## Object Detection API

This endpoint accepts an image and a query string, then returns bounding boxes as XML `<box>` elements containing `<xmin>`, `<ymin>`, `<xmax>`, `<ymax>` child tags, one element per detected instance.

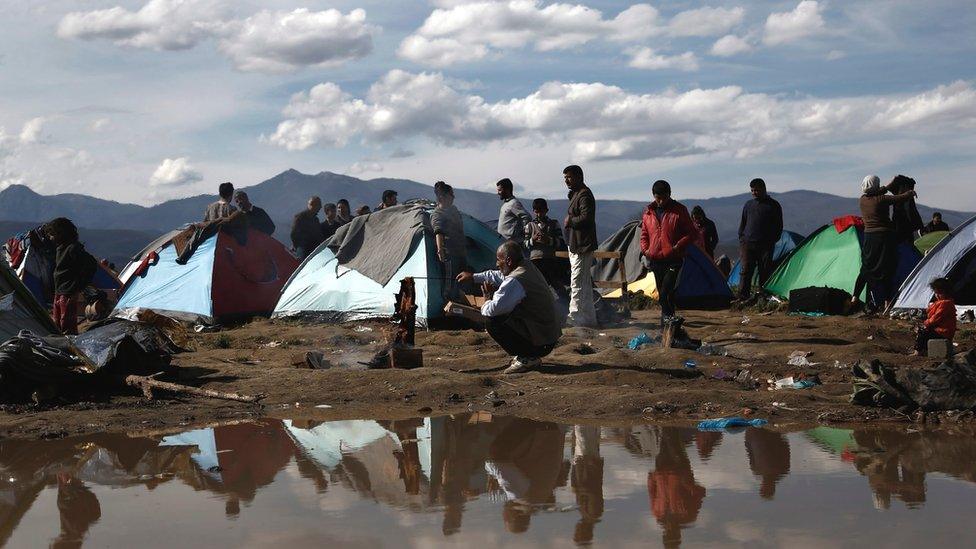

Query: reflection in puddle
<box><xmin>1</xmin><ymin>416</ymin><xmax>975</xmax><ymax>547</ymax></box>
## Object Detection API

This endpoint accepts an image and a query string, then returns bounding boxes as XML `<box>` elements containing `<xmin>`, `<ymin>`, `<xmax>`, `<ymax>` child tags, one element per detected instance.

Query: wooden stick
<box><xmin>124</xmin><ymin>373</ymin><xmax>262</xmax><ymax>403</ymax></box>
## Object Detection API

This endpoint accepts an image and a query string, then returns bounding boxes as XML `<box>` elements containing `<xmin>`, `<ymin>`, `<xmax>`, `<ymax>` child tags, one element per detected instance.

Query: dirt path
<box><xmin>2</xmin><ymin>307</ymin><xmax>973</xmax><ymax>439</ymax></box>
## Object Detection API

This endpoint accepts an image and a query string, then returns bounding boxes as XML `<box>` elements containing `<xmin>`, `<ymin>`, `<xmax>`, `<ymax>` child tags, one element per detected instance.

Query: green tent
<box><xmin>804</xmin><ymin>427</ymin><xmax>856</xmax><ymax>455</ymax></box>
<box><xmin>764</xmin><ymin>222</ymin><xmax>921</xmax><ymax>300</ymax></box>
<box><xmin>914</xmin><ymin>231</ymin><xmax>949</xmax><ymax>255</ymax></box>
<box><xmin>765</xmin><ymin>224</ymin><xmax>864</xmax><ymax>299</ymax></box>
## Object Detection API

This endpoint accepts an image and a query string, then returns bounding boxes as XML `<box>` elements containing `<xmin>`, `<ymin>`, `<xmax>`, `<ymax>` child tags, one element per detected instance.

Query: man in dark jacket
<box><xmin>640</xmin><ymin>180</ymin><xmax>698</xmax><ymax>327</ymax></box>
<box><xmin>290</xmin><ymin>196</ymin><xmax>324</xmax><ymax>259</ymax></box>
<box><xmin>691</xmin><ymin>206</ymin><xmax>719</xmax><ymax>257</ymax></box>
<box><xmin>737</xmin><ymin>178</ymin><xmax>783</xmax><ymax>301</ymax></box>
<box><xmin>923</xmin><ymin>212</ymin><xmax>950</xmax><ymax>234</ymax></box>
<box><xmin>46</xmin><ymin>218</ymin><xmax>97</xmax><ymax>335</ymax></box>
<box><xmin>233</xmin><ymin>191</ymin><xmax>275</xmax><ymax>236</ymax></box>
<box><xmin>563</xmin><ymin>165</ymin><xmax>597</xmax><ymax>327</ymax></box>
<box><xmin>320</xmin><ymin>203</ymin><xmax>342</xmax><ymax>240</ymax></box>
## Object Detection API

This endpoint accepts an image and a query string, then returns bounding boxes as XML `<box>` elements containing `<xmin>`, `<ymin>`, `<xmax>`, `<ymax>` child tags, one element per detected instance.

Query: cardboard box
<box><xmin>463</xmin><ymin>294</ymin><xmax>487</xmax><ymax>308</ymax></box>
<box><xmin>444</xmin><ymin>301</ymin><xmax>485</xmax><ymax>323</ymax></box>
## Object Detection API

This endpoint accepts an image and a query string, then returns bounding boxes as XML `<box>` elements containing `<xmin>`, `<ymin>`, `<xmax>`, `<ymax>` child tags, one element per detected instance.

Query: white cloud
<box><xmin>18</xmin><ymin>117</ymin><xmax>46</xmax><ymax>144</ymax></box>
<box><xmin>764</xmin><ymin>0</ymin><xmax>826</xmax><ymax>46</ymax></box>
<box><xmin>627</xmin><ymin>48</ymin><xmax>699</xmax><ymax>71</ymax></box>
<box><xmin>668</xmin><ymin>7</ymin><xmax>745</xmax><ymax>37</ymax></box>
<box><xmin>710</xmin><ymin>34</ymin><xmax>753</xmax><ymax>57</ymax></box>
<box><xmin>216</xmin><ymin>8</ymin><xmax>375</xmax><ymax>73</ymax></box>
<box><xmin>91</xmin><ymin>118</ymin><xmax>111</xmax><ymax>132</ymax></box>
<box><xmin>149</xmin><ymin>157</ymin><xmax>203</xmax><ymax>186</ymax></box>
<box><xmin>268</xmin><ymin>71</ymin><xmax>976</xmax><ymax>164</ymax></box>
<box><xmin>826</xmin><ymin>49</ymin><xmax>845</xmax><ymax>60</ymax></box>
<box><xmin>56</xmin><ymin>0</ymin><xmax>224</xmax><ymax>51</ymax></box>
<box><xmin>347</xmin><ymin>160</ymin><xmax>384</xmax><ymax>174</ymax></box>
<box><xmin>57</xmin><ymin>2</ymin><xmax>374</xmax><ymax>73</ymax></box>
<box><xmin>397</xmin><ymin>1</ymin><xmax>659</xmax><ymax>66</ymax></box>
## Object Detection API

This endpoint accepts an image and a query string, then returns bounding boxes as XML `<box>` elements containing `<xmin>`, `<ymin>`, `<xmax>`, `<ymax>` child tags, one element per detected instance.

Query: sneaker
<box><xmin>504</xmin><ymin>356</ymin><xmax>540</xmax><ymax>374</ymax></box>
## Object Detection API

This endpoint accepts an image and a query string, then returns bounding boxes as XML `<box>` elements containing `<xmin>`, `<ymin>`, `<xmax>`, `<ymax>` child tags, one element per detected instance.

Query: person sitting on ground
<box><xmin>337</xmin><ymin>199</ymin><xmax>352</xmax><ymax>225</ymax></box>
<box><xmin>737</xmin><ymin>178</ymin><xmax>783</xmax><ymax>303</ymax></box>
<box><xmin>46</xmin><ymin>218</ymin><xmax>97</xmax><ymax>335</ymax></box>
<box><xmin>203</xmin><ymin>182</ymin><xmax>238</xmax><ymax>222</ymax></box>
<box><xmin>377</xmin><ymin>190</ymin><xmax>398</xmax><ymax>210</ymax></box>
<box><xmin>290</xmin><ymin>196</ymin><xmax>324</xmax><ymax>259</ymax></box>
<box><xmin>457</xmin><ymin>241</ymin><xmax>561</xmax><ymax>374</ymax></box>
<box><xmin>496</xmin><ymin>178</ymin><xmax>533</xmax><ymax>245</ymax></box>
<box><xmin>691</xmin><ymin>206</ymin><xmax>719</xmax><ymax>258</ymax></box>
<box><xmin>912</xmin><ymin>278</ymin><xmax>956</xmax><ymax>356</ymax></box>
<box><xmin>525</xmin><ymin>198</ymin><xmax>567</xmax><ymax>298</ymax></box>
<box><xmin>320</xmin><ymin>202</ymin><xmax>342</xmax><ymax>240</ymax></box>
<box><xmin>355</xmin><ymin>204</ymin><xmax>371</xmax><ymax>216</ymax></box>
<box><xmin>431</xmin><ymin>182</ymin><xmax>466</xmax><ymax>301</ymax></box>
<box><xmin>922</xmin><ymin>212</ymin><xmax>950</xmax><ymax>234</ymax></box>
<box><xmin>233</xmin><ymin>190</ymin><xmax>275</xmax><ymax>236</ymax></box>
<box><xmin>640</xmin><ymin>180</ymin><xmax>698</xmax><ymax>329</ymax></box>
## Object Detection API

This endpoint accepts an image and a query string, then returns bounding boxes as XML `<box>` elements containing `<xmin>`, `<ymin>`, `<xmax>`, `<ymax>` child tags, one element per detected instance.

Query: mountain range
<box><xmin>1</xmin><ymin>169</ymin><xmax>971</xmax><ymax>265</ymax></box>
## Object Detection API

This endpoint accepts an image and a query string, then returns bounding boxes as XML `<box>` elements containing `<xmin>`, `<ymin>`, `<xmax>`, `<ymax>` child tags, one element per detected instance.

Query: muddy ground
<box><xmin>2</xmin><ymin>306</ymin><xmax>974</xmax><ymax>439</ymax></box>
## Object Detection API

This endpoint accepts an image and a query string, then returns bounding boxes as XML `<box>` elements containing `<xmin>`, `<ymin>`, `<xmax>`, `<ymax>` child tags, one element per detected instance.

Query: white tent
<box><xmin>893</xmin><ymin>215</ymin><xmax>976</xmax><ymax>315</ymax></box>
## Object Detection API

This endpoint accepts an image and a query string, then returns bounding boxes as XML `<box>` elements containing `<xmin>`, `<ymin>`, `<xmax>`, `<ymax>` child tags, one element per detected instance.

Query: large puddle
<box><xmin>2</xmin><ymin>415</ymin><xmax>975</xmax><ymax>547</ymax></box>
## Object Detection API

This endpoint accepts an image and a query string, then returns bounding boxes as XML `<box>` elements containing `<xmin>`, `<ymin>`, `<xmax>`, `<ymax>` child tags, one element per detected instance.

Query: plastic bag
<box><xmin>697</xmin><ymin>417</ymin><xmax>768</xmax><ymax>431</ymax></box>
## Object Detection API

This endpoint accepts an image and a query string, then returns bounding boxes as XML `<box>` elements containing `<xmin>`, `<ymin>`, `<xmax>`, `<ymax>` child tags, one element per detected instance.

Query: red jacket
<box><xmin>640</xmin><ymin>200</ymin><xmax>698</xmax><ymax>262</ymax></box>
<box><xmin>925</xmin><ymin>298</ymin><xmax>957</xmax><ymax>339</ymax></box>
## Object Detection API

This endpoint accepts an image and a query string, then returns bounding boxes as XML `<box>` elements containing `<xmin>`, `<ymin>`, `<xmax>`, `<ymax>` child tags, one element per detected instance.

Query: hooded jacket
<box><xmin>640</xmin><ymin>200</ymin><xmax>698</xmax><ymax>262</ymax></box>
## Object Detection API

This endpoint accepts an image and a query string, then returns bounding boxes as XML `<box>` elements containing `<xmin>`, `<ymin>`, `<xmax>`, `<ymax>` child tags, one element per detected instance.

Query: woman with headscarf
<box><xmin>854</xmin><ymin>175</ymin><xmax>917</xmax><ymax>311</ymax></box>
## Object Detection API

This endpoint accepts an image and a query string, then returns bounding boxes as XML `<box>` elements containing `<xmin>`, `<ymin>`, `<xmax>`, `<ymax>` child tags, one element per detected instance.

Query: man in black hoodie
<box><xmin>46</xmin><ymin>218</ymin><xmax>97</xmax><ymax>334</ymax></box>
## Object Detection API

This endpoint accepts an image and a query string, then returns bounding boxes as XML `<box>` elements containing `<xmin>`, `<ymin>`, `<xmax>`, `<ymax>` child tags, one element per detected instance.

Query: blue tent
<box><xmin>273</xmin><ymin>205</ymin><xmax>502</xmax><ymax>325</ymax></box>
<box><xmin>728</xmin><ymin>230</ymin><xmax>805</xmax><ymax>288</ymax></box>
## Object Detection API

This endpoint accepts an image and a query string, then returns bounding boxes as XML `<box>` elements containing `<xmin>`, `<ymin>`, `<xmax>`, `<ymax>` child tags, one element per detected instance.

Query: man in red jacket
<box><xmin>639</xmin><ymin>180</ymin><xmax>698</xmax><ymax>328</ymax></box>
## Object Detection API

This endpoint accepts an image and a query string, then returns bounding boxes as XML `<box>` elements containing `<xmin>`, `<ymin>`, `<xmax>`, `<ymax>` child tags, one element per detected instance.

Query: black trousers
<box><xmin>914</xmin><ymin>327</ymin><xmax>946</xmax><ymax>355</ymax></box>
<box><xmin>856</xmin><ymin>231</ymin><xmax>898</xmax><ymax>307</ymax></box>
<box><xmin>486</xmin><ymin>316</ymin><xmax>555</xmax><ymax>359</ymax></box>
<box><xmin>532</xmin><ymin>257</ymin><xmax>569</xmax><ymax>300</ymax></box>
<box><xmin>648</xmin><ymin>260</ymin><xmax>683</xmax><ymax>326</ymax></box>
<box><xmin>739</xmin><ymin>241</ymin><xmax>775</xmax><ymax>298</ymax></box>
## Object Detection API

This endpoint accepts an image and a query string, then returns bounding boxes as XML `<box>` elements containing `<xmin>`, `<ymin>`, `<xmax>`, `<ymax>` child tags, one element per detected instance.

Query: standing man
<box><xmin>457</xmin><ymin>241</ymin><xmax>561</xmax><ymax>374</ymax></box>
<box><xmin>234</xmin><ymin>191</ymin><xmax>275</xmax><ymax>236</ymax></box>
<box><xmin>290</xmin><ymin>196</ymin><xmax>324</xmax><ymax>259</ymax></box>
<box><xmin>691</xmin><ymin>206</ymin><xmax>719</xmax><ymax>258</ymax></box>
<box><xmin>640</xmin><ymin>180</ymin><xmax>698</xmax><ymax>328</ymax></box>
<box><xmin>320</xmin><ymin>203</ymin><xmax>342</xmax><ymax>240</ymax></box>
<box><xmin>203</xmin><ymin>182</ymin><xmax>237</xmax><ymax>222</ymax></box>
<box><xmin>496</xmin><ymin>178</ymin><xmax>532</xmax><ymax>245</ymax></box>
<box><xmin>737</xmin><ymin>178</ymin><xmax>783</xmax><ymax>302</ymax></box>
<box><xmin>337</xmin><ymin>199</ymin><xmax>353</xmax><ymax>225</ymax></box>
<box><xmin>431</xmin><ymin>182</ymin><xmax>466</xmax><ymax>301</ymax></box>
<box><xmin>377</xmin><ymin>190</ymin><xmax>398</xmax><ymax>210</ymax></box>
<box><xmin>923</xmin><ymin>212</ymin><xmax>950</xmax><ymax>234</ymax></box>
<box><xmin>563</xmin><ymin>165</ymin><xmax>597</xmax><ymax>328</ymax></box>
<box><xmin>525</xmin><ymin>198</ymin><xmax>567</xmax><ymax>298</ymax></box>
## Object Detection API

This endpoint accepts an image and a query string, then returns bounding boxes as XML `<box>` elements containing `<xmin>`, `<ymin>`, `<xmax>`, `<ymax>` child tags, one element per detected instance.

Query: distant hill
<box><xmin>0</xmin><ymin>221</ymin><xmax>157</xmax><ymax>267</ymax></box>
<box><xmin>0</xmin><ymin>170</ymin><xmax>971</xmax><ymax>264</ymax></box>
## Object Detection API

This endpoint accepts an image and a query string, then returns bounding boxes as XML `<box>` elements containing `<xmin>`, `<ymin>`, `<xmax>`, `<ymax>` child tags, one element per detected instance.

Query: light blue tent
<box><xmin>728</xmin><ymin>230</ymin><xmax>805</xmax><ymax>288</ymax></box>
<box><xmin>273</xmin><ymin>205</ymin><xmax>502</xmax><ymax>325</ymax></box>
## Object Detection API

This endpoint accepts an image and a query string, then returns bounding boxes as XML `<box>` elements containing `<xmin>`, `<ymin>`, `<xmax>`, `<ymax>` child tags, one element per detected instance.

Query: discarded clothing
<box><xmin>697</xmin><ymin>417</ymin><xmax>769</xmax><ymax>431</ymax></box>
<box><xmin>851</xmin><ymin>352</ymin><xmax>976</xmax><ymax>411</ymax></box>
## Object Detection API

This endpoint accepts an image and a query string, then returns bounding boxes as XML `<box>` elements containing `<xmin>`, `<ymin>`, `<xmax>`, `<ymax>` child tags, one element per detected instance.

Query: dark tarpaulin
<box><xmin>852</xmin><ymin>351</ymin><xmax>976</xmax><ymax>412</ymax></box>
<box><xmin>592</xmin><ymin>220</ymin><xmax>645</xmax><ymax>284</ymax></box>
<box><xmin>325</xmin><ymin>205</ymin><xmax>428</xmax><ymax>287</ymax></box>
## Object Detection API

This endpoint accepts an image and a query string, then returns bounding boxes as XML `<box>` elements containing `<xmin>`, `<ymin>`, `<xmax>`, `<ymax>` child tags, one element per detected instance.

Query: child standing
<box><xmin>46</xmin><ymin>218</ymin><xmax>97</xmax><ymax>335</ymax></box>
<box><xmin>912</xmin><ymin>277</ymin><xmax>957</xmax><ymax>356</ymax></box>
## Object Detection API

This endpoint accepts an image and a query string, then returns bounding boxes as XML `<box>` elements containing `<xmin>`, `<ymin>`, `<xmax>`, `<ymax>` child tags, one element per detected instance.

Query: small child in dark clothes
<box><xmin>912</xmin><ymin>277</ymin><xmax>957</xmax><ymax>356</ymax></box>
<box><xmin>46</xmin><ymin>218</ymin><xmax>96</xmax><ymax>335</ymax></box>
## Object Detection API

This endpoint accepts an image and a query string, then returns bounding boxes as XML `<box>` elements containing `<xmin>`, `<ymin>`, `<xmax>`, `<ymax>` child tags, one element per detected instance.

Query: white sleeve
<box><xmin>481</xmin><ymin>277</ymin><xmax>526</xmax><ymax>317</ymax></box>
<box><xmin>473</xmin><ymin>270</ymin><xmax>504</xmax><ymax>286</ymax></box>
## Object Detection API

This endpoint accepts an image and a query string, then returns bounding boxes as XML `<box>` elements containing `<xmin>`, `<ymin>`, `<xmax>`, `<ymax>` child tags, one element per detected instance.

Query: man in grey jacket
<box><xmin>496</xmin><ymin>178</ymin><xmax>532</xmax><ymax>246</ymax></box>
<box><xmin>563</xmin><ymin>165</ymin><xmax>597</xmax><ymax>327</ymax></box>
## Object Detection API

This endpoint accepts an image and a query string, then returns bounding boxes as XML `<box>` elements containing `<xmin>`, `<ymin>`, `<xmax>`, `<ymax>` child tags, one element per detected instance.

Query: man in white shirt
<box><xmin>457</xmin><ymin>241</ymin><xmax>562</xmax><ymax>374</ymax></box>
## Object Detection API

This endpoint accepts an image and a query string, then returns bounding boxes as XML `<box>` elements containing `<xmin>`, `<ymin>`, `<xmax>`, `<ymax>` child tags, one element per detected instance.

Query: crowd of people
<box><xmin>38</xmin><ymin>168</ymin><xmax>956</xmax><ymax>372</ymax></box>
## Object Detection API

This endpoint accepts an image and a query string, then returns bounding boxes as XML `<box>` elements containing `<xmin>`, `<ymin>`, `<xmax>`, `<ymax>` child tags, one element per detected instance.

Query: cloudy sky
<box><xmin>0</xmin><ymin>0</ymin><xmax>974</xmax><ymax>208</ymax></box>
